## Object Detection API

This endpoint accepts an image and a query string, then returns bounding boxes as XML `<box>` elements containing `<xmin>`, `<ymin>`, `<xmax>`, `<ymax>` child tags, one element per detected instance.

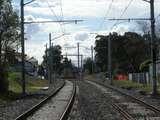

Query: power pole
<box><xmin>45</xmin><ymin>43</ymin><xmax>49</xmax><ymax>82</ymax></box>
<box><xmin>51</xmin><ymin>43</ymin><xmax>56</xmax><ymax>87</ymax></box>
<box><xmin>108</xmin><ymin>33</ymin><xmax>112</xmax><ymax>85</ymax></box>
<box><xmin>81</xmin><ymin>55</ymin><xmax>83</xmax><ymax>72</ymax></box>
<box><xmin>49</xmin><ymin>33</ymin><xmax>52</xmax><ymax>84</ymax></box>
<box><xmin>80</xmin><ymin>55</ymin><xmax>83</xmax><ymax>80</ymax></box>
<box><xmin>77</xmin><ymin>43</ymin><xmax>80</xmax><ymax>80</ymax></box>
<box><xmin>91</xmin><ymin>45</ymin><xmax>94</xmax><ymax>74</ymax></box>
<box><xmin>20</xmin><ymin>0</ymin><xmax>25</xmax><ymax>95</ymax></box>
<box><xmin>150</xmin><ymin>0</ymin><xmax>157</xmax><ymax>95</ymax></box>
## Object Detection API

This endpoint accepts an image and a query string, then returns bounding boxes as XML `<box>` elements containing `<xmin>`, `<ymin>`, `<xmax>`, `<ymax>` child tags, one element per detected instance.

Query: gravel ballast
<box><xmin>0</xmin><ymin>80</ymin><xmax>64</xmax><ymax>120</ymax></box>
<box><xmin>69</xmin><ymin>81</ymin><xmax>122</xmax><ymax>120</ymax></box>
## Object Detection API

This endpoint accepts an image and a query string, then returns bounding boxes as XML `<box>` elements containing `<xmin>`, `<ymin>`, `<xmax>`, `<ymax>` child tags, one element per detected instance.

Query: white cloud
<box><xmin>12</xmin><ymin>0</ymin><xmax>160</xmax><ymax>64</ymax></box>
<box><xmin>74</xmin><ymin>32</ymin><xmax>89</xmax><ymax>41</ymax></box>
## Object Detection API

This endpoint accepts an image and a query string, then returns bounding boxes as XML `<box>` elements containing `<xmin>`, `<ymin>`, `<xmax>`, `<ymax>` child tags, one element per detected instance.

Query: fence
<box><xmin>128</xmin><ymin>72</ymin><xmax>149</xmax><ymax>84</ymax></box>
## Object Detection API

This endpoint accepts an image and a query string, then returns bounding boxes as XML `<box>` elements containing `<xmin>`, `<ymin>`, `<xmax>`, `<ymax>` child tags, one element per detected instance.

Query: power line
<box><xmin>59</xmin><ymin>0</ymin><xmax>65</xmax><ymax>33</ymax></box>
<box><xmin>110</xmin><ymin>0</ymin><xmax>134</xmax><ymax>31</ymax></box>
<box><xmin>46</xmin><ymin>0</ymin><xmax>64</xmax><ymax>34</ymax></box>
<box><xmin>119</xmin><ymin>0</ymin><xmax>134</xmax><ymax>18</ymax></box>
<box><xmin>59</xmin><ymin>0</ymin><xmax>66</xmax><ymax>41</ymax></box>
<box><xmin>98</xmin><ymin>0</ymin><xmax>114</xmax><ymax>30</ymax></box>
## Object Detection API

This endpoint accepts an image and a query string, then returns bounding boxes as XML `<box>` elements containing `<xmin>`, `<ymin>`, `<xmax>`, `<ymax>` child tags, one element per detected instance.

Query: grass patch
<box><xmin>8</xmin><ymin>72</ymin><xmax>48</xmax><ymax>94</ymax></box>
<box><xmin>8</xmin><ymin>72</ymin><xmax>22</xmax><ymax>93</ymax></box>
<box><xmin>113</xmin><ymin>80</ymin><xmax>152</xmax><ymax>92</ymax></box>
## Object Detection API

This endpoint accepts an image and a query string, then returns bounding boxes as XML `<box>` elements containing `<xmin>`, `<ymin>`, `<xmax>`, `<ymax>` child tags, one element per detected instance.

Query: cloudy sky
<box><xmin>12</xmin><ymin>0</ymin><xmax>160</xmax><ymax>64</ymax></box>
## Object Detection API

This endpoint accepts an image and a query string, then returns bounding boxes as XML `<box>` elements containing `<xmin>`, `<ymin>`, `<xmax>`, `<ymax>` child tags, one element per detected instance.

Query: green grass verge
<box><xmin>84</xmin><ymin>74</ymin><xmax>154</xmax><ymax>93</ymax></box>
<box><xmin>8</xmin><ymin>72</ymin><xmax>48</xmax><ymax>94</ymax></box>
<box><xmin>113</xmin><ymin>80</ymin><xmax>152</xmax><ymax>92</ymax></box>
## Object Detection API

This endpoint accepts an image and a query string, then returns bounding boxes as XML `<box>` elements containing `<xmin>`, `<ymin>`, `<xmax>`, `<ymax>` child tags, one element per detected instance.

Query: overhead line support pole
<box><xmin>77</xmin><ymin>43</ymin><xmax>80</xmax><ymax>80</ymax></box>
<box><xmin>108</xmin><ymin>33</ymin><xmax>112</xmax><ymax>85</ymax></box>
<box><xmin>150</xmin><ymin>0</ymin><xmax>157</xmax><ymax>95</ymax></box>
<box><xmin>21</xmin><ymin>0</ymin><xmax>25</xmax><ymax>95</ymax></box>
<box><xmin>91</xmin><ymin>45</ymin><xmax>94</xmax><ymax>74</ymax></box>
<box><xmin>49</xmin><ymin>33</ymin><xmax>52</xmax><ymax>84</ymax></box>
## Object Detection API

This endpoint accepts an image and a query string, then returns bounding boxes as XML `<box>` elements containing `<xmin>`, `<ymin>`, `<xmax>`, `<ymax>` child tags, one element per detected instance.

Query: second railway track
<box><xmin>15</xmin><ymin>80</ymin><xmax>76</xmax><ymax>120</ymax></box>
<box><xmin>87</xmin><ymin>80</ymin><xmax>160</xmax><ymax>120</ymax></box>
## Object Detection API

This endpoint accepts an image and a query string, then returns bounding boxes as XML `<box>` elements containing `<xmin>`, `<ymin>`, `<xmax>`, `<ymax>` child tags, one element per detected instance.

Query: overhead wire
<box><xmin>59</xmin><ymin>0</ymin><xmax>65</xmax><ymax>33</ymax></box>
<box><xmin>119</xmin><ymin>0</ymin><xmax>134</xmax><ymax>19</ymax></box>
<box><xmin>110</xmin><ymin>0</ymin><xmax>134</xmax><ymax>31</ymax></box>
<box><xmin>98</xmin><ymin>0</ymin><xmax>114</xmax><ymax>30</ymax></box>
<box><xmin>46</xmin><ymin>0</ymin><xmax>65</xmax><ymax>35</ymax></box>
<box><xmin>59</xmin><ymin>0</ymin><xmax>68</xmax><ymax>54</ymax></box>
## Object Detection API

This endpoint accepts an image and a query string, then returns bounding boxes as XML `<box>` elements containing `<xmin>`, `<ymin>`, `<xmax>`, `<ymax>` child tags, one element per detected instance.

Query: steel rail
<box><xmin>90</xmin><ymin>80</ymin><xmax>160</xmax><ymax>114</ymax></box>
<box><xmin>15</xmin><ymin>81</ymin><xmax>66</xmax><ymax>120</ymax></box>
<box><xmin>59</xmin><ymin>81</ymin><xmax>76</xmax><ymax>120</ymax></box>
<box><xmin>111</xmin><ymin>103</ymin><xmax>136</xmax><ymax>120</ymax></box>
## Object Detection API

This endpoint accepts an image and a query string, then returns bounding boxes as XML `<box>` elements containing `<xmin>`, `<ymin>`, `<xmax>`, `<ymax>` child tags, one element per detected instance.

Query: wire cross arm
<box><xmin>108</xmin><ymin>18</ymin><xmax>151</xmax><ymax>21</ymax></box>
<box><xmin>24</xmin><ymin>20</ymin><xmax>84</xmax><ymax>24</ymax></box>
<box><xmin>24</xmin><ymin>0</ymin><xmax>37</xmax><ymax>5</ymax></box>
<box><xmin>142</xmin><ymin>0</ymin><xmax>150</xmax><ymax>3</ymax></box>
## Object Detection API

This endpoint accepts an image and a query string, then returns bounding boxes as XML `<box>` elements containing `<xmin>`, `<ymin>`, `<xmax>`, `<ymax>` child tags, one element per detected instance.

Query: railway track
<box><xmin>87</xmin><ymin>80</ymin><xmax>160</xmax><ymax>120</ymax></box>
<box><xmin>15</xmin><ymin>80</ymin><xmax>76</xmax><ymax>120</ymax></box>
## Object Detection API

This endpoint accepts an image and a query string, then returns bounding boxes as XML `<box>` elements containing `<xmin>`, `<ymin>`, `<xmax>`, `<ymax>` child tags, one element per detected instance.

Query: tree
<box><xmin>62</xmin><ymin>57</ymin><xmax>74</xmax><ymax>78</ymax></box>
<box><xmin>0</xmin><ymin>0</ymin><xmax>20</xmax><ymax>65</ymax></box>
<box><xmin>94</xmin><ymin>32</ymin><xmax>150</xmax><ymax>75</ymax></box>
<box><xmin>38</xmin><ymin>65</ymin><xmax>45</xmax><ymax>79</ymax></box>
<box><xmin>83</xmin><ymin>57</ymin><xmax>93</xmax><ymax>74</ymax></box>
<box><xmin>42</xmin><ymin>45</ymin><xmax>63</xmax><ymax>75</ymax></box>
<box><xmin>0</xmin><ymin>0</ymin><xmax>20</xmax><ymax>93</ymax></box>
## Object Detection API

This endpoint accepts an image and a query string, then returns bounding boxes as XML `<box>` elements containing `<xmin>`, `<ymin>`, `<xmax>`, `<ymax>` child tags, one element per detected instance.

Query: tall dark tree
<box><xmin>42</xmin><ymin>45</ymin><xmax>63</xmax><ymax>75</ymax></box>
<box><xmin>38</xmin><ymin>65</ymin><xmax>45</xmax><ymax>79</ymax></box>
<box><xmin>83</xmin><ymin>57</ymin><xmax>93</xmax><ymax>74</ymax></box>
<box><xmin>0</xmin><ymin>0</ymin><xmax>20</xmax><ymax>65</ymax></box>
<box><xmin>62</xmin><ymin>57</ymin><xmax>74</xmax><ymax>78</ymax></box>
<box><xmin>0</xmin><ymin>0</ymin><xmax>20</xmax><ymax>93</ymax></box>
<box><xmin>94</xmin><ymin>32</ymin><xmax>150</xmax><ymax>75</ymax></box>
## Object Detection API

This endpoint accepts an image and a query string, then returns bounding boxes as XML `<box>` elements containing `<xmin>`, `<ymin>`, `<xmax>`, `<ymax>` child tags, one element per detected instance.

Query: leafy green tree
<box><xmin>94</xmin><ymin>32</ymin><xmax>150</xmax><ymax>74</ymax></box>
<box><xmin>38</xmin><ymin>65</ymin><xmax>45</xmax><ymax>79</ymax></box>
<box><xmin>43</xmin><ymin>45</ymin><xmax>63</xmax><ymax>75</ymax></box>
<box><xmin>62</xmin><ymin>57</ymin><xmax>74</xmax><ymax>78</ymax></box>
<box><xmin>0</xmin><ymin>0</ymin><xmax>20</xmax><ymax>93</ymax></box>
<box><xmin>83</xmin><ymin>57</ymin><xmax>93</xmax><ymax>74</ymax></box>
<box><xmin>0</xmin><ymin>0</ymin><xmax>20</xmax><ymax>65</ymax></box>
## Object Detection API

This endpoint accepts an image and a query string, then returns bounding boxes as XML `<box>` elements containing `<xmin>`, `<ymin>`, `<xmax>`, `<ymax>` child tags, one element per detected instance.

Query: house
<box><xmin>10</xmin><ymin>53</ymin><xmax>38</xmax><ymax>76</ymax></box>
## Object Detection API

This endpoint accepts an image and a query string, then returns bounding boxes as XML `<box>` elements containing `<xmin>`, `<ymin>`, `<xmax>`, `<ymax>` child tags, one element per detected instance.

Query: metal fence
<box><xmin>128</xmin><ymin>72</ymin><xmax>149</xmax><ymax>84</ymax></box>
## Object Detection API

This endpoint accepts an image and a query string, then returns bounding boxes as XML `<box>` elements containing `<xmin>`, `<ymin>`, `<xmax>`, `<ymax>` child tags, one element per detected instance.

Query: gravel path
<box><xmin>69</xmin><ymin>81</ymin><xmax>122</xmax><ymax>120</ymax></box>
<box><xmin>0</xmin><ymin>80</ymin><xmax>64</xmax><ymax>120</ymax></box>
